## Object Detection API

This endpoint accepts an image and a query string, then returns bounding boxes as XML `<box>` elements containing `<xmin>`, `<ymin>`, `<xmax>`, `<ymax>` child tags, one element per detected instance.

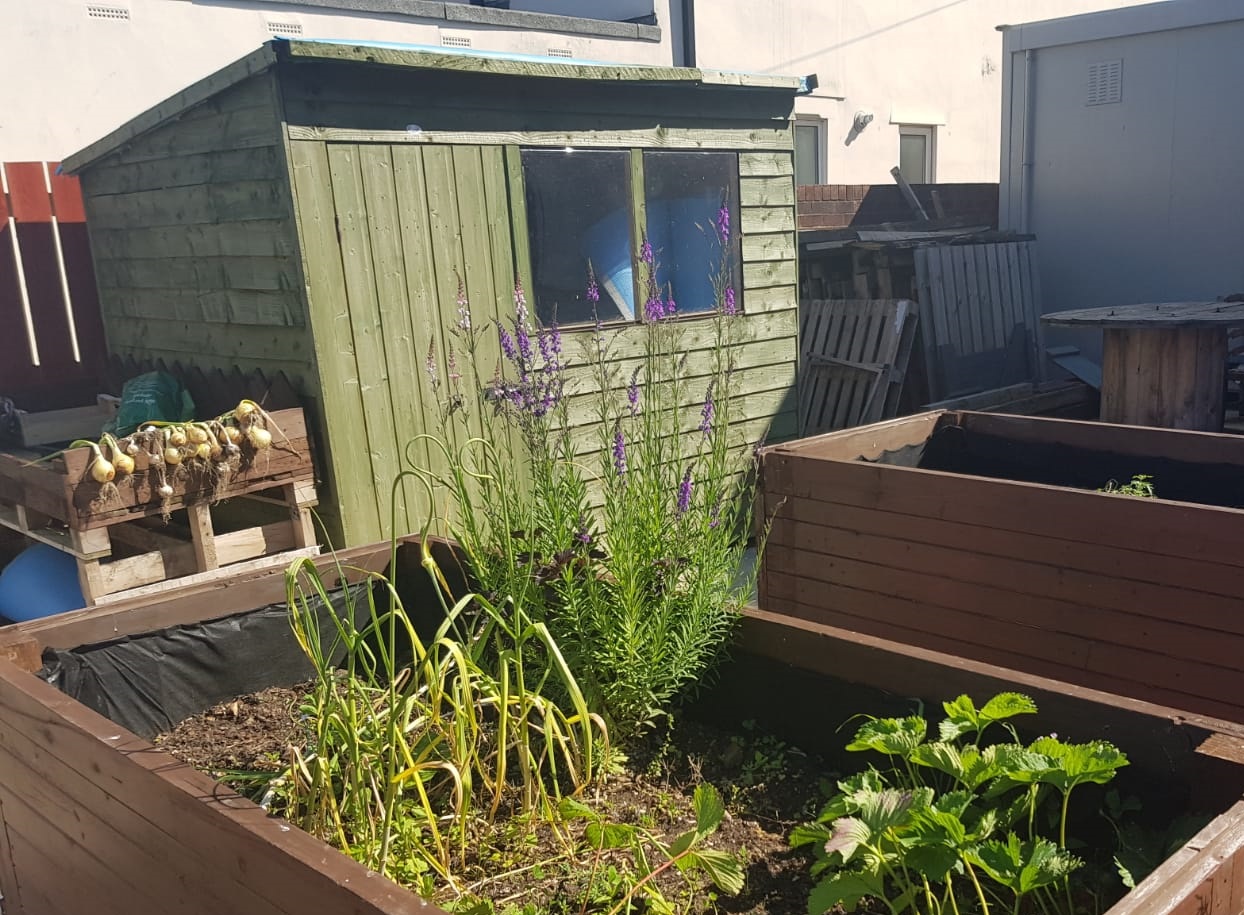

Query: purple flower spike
<box><xmin>612</xmin><ymin>423</ymin><xmax>628</xmax><ymax>477</ymax></box>
<box><xmin>723</xmin><ymin>286</ymin><xmax>737</xmax><ymax>316</ymax></box>
<box><xmin>575</xmin><ymin>515</ymin><xmax>593</xmax><ymax>545</ymax></box>
<box><xmin>499</xmin><ymin>326</ymin><xmax>517</xmax><ymax>364</ymax></box>
<box><xmin>699</xmin><ymin>381</ymin><xmax>716</xmax><ymax>437</ymax></box>
<box><xmin>516</xmin><ymin>321</ymin><xmax>533</xmax><ymax>364</ymax></box>
<box><xmin>644</xmin><ymin>297</ymin><xmax>665</xmax><ymax>323</ymax></box>
<box><xmin>425</xmin><ymin>340</ymin><xmax>439</xmax><ymax>391</ymax></box>
<box><xmin>640</xmin><ymin>237</ymin><xmax>654</xmax><ymax>266</ymax></box>
<box><xmin>627</xmin><ymin>367</ymin><xmax>641</xmax><ymax>416</ymax></box>
<box><xmin>586</xmin><ymin>265</ymin><xmax>600</xmax><ymax>305</ymax></box>
<box><xmin>455</xmin><ymin>280</ymin><xmax>471</xmax><ymax>332</ymax></box>
<box><xmin>676</xmin><ymin>466</ymin><xmax>693</xmax><ymax>516</ymax></box>
<box><xmin>550</xmin><ymin>323</ymin><xmax>562</xmax><ymax>358</ymax></box>
<box><xmin>666</xmin><ymin>293</ymin><xmax>677</xmax><ymax>315</ymax></box>
<box><xmin>716</xmin><ymin>205</ymin><xmax>731</xmax><ymax>245</ymax></box>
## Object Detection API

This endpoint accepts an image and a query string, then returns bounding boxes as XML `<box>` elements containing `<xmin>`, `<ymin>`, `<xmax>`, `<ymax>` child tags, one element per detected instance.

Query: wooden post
<box><xmin>1100</xmin><ymin>327</ymin><xmax>1227</xmax><ymax>431</ymax></box>
<box><xmin>187</xmin><ymin>503</ymin><xmax>219</xmax><ymax>572</ymax></box>
<box><xmin>284</xmin><ymin>481</ymin><xmax>318</xmax><ymax>549</ymax></box>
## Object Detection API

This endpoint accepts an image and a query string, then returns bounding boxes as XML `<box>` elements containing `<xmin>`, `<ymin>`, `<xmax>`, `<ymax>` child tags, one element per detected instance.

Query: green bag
<box><xmin>105</xmin><ymin>372</ymin><xmax>196</xmax><ymax>437</ymax></box>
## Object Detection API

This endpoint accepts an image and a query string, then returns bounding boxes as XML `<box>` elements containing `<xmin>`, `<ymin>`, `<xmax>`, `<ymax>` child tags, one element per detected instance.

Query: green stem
<box><xmin>964</xmin><ymin>861</ymin><xmax>992</xmax><ymax>915</ymax></box>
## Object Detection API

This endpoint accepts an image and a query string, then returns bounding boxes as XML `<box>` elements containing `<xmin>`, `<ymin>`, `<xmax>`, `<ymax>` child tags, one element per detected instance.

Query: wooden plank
<box><xmin>358</xmin><ymin>144</ymin><xmax>422</xmax><ymax>537</ymax></box>
<box><xmin>984</xmin><ymin>244</ymin><xmax>1004</xmax><ymax>350</ymax></box>
<box><xmin>186</xmin><ymin>502</ymin><xmax>218</xmax><ymax>572</ymax></box>
<box><xmin>15</xmin><ymin>404</ymin><xmax>109</xmax><ymax>447</ymax></box>
<box><xmin>739</xmin><ymin>152</ymin><xmax>794</xmax><ymax>177</ymax></box>
<box><xmin>504</xmin><ymin>146</ymin><xmax>535</xmax><ymax>313</ymax></box>
<box><xmin>740</xmin><ymin>206</ymin><xmax>796</xmax><ymax>234</ymax></box>
<box><xmin>102</xmin><ymin>287</ymin><xmax>302</xmax><ymax>327</ymax></box>
<box><xmin>0</xmin><ymin>637</ymin><xmax>40</xmax><ymax>673</ymax></box>
<box><xmin>743</xmin><ymin>259</ymin><xmax>797</xmax><ymax>290</ymax></box>
<box><xmin>740</xmin><ymin>176</ymin><xmax>795</xmax><ymax>207</ymax></box>
<box><xmin>0</xmin><ymin>659</ymin><xmax>438</xmax><ymax>915</ymax></box>
<box><xmin>95</xmin><ymin>543</ymin><xmax>313</xmax><ymax>605</ymax></box>
<box><xmin>285</xmin><ymin>125</ymin><xmax>794</xmax><ymax>152</ymax></box>
<box><xmin>62</xmin><ymin>51</ymin><xmax>278</xmax><ymax>173</ymax></box>
<box><xmin>327</xmin><ymin>143</ymin><xmax>403</xmax><ymax>540</ymax></box>
<box><xmin>288</xmin><ymin>140</ymin><xmax>381</xmax><ymax>545</ymax></box>
<box><xmin>84</xmin><ymin>146</ymin><xmax>286</xmax><ymax>196</ymax></box>
<box><xmin>761</xmin><ymin>447</ymin><xmax>1244</xmax><ymax>593</ymax></box>
<box><xmin>1044</xmin><ymin>301</ymin><xmax>1244</xmax><ymax>328</ymax></box>
<box><xmin>741</xmin><ymin>231</ymin><xmax>796</xmax><ymax>263</ymax></box>
<box><xmin>742</xmin><ymin>284</ymin><xmax>798</xmax><ymax>313</ymax></box>
<box><xmin>85</xmin><ymin>180</ymin><xmax>289</xmax><ymax>229</ymax></box>
<box><xmin>95</xmin><ymin>254</ymin><xmax>298</xmax><ymax>292</ymax></box>
<box><xmin>90</xmin><ymin>220</ymin><xmax>297</xmax><ymax>260</ymax></box>
<box><xmin>771</xmin><ymin>495</ymin><xmax>1244</xmax><ymax>659</ymax></box>
<box><xmin>912</xmin><ymin>248</ymin><xmax>941</xmax><ymax>400</ymax></box>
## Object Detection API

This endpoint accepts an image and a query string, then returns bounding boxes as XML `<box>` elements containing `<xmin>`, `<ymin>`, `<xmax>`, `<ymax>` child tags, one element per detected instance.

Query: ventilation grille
<box><xmin>87</xmin><ymin>4</ymin><xmax>130</xmax><ymax>19</ymax></box>
<box><xmin>441</xmin><ymin>35</ymin><xmax>473</xmax><ymax>48</ymax></box>
<box><xmin>267</xmin><ymin>20</ymin><xmax>304</xmax><ymax>36</ymax></box>
<box><xmin>1087</xmin><ymin>59</ymin><xmax>1123</xmax><ymax>106</ymax></box>
<box><xmin>547</xmin><ymin>48</ymin><xmax>573</xmax><ymax>59</ymax></box>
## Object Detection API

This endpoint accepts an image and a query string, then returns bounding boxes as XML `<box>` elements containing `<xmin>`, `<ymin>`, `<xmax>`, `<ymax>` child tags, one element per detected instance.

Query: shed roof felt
<box><xmin>62</xmin><ymin>38</ymin><xmax>805</xmax><ymax>174</ymax></box>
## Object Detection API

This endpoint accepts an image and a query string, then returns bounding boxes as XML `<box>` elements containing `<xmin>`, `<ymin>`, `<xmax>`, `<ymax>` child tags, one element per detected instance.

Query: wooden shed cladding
<box><xmin>758</xmin><ymin>412</ymin><xmax>1244</xmax><ymax>724</ymax></box>
<box><xmin>66</xmin><ymin>41</ymin><xmax>802</xmax><ymax>546</ymax></box>
<box><xmin>79</xmin><ymin>72</ymin><xmax>310</xmax><ymax>380</ymax></box>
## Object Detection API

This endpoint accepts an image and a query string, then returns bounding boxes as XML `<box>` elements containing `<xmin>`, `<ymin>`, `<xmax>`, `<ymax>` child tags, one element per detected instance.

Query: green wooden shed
<box><xmin>62</xmin><ymin>39</ymin><xmax>803</xmax><ymax>547</ymax></box>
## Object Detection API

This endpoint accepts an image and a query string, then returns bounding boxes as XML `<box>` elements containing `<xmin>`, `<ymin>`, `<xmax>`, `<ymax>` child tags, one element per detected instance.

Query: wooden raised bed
<box><xmin>758</xmin><ymin>410</ymin><xmax>1244</xmax><ymax>725</ymax></box>
<box><xmin>0</xmin><ymin>540</ymin><xmax>1241</xmax><ymax>915</ymax></box>
<box><xmin>0</xmin><ymin>407</ymin><xmax>317</xmax><ymax>604</ymax></box>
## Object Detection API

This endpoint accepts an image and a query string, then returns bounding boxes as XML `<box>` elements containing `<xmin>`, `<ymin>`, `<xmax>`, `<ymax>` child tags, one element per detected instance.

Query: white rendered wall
<box><xmin>0</xmin><ymin>0</ymin><xmax>674</xmax><ymax>162</ymax></box>
<box><xmin>692</xmin><ymin>0</ymin><xmax>1157</xmax><ymax>185</ymax></box>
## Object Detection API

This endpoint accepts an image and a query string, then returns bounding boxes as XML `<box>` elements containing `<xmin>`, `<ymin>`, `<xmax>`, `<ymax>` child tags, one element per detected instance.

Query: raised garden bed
<box><xmin>758</xmin><ymin>410</ymin><xmax>1244</xmax><ymax>724</ymax></box>
<box><xmin>0</xmin><ymin>537</ymin><xmax>1242</xmax><ymax>915</ymax></box>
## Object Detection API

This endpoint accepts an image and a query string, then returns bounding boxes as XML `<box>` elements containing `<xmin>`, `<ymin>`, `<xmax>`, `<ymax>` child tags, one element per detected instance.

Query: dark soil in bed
<box><xmin>154</xmin><ymin>683</ymin><xmax>829</xmax><ymax>915</ymax></box>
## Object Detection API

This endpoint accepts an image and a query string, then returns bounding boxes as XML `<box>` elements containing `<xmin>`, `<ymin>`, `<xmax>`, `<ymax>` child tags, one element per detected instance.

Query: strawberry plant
<box><xmin>791</xmin><ymin>693</ymin><xmax>1130</xmax><ymax>915</ymax></box>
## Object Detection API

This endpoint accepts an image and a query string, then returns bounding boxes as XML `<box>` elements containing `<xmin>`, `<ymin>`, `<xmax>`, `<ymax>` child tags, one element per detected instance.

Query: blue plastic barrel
<box><xmin>0</xmin><ymin>544</ymin><xmax>86</xmax><ymax>622</ymax></box>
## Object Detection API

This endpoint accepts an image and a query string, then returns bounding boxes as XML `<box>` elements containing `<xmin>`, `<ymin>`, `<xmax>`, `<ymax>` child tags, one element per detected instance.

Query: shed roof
<box><xmin>999</xmin><ymin>0</ymin><xmax>1244</xmax><ymax>53</ymax></box>
<box><xmin>62</xmin><ymin>38</ymin><xmax>805</xmax><ymax>175</ymax></box>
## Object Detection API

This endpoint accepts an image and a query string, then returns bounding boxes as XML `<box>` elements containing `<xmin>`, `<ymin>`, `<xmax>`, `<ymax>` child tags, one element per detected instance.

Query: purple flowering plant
<box><xmin>415</xmin><ymin>206</ymin><xmax>767</xmax><ymax>739</ymax></box>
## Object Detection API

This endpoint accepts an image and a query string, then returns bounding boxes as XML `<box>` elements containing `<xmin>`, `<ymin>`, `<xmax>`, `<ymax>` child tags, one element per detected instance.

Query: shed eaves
<box><xmin>61</xmin><ymin>37</ymin><xmax>805</xmax><ymax>175</ymax></box>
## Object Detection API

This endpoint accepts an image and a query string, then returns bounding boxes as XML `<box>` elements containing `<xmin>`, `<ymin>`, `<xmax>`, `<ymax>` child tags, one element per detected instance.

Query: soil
<box><xmin>154</xmin><ymin>683</ymin><xmax>828</xmax><ymax>915</ymax></box>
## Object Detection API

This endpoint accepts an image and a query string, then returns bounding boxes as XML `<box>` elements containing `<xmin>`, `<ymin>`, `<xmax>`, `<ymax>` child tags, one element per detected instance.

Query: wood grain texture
<box><xmin>1100</xmin><ymin>327</ymin><xmax>1226</xmax><ymax>431</ymax></box>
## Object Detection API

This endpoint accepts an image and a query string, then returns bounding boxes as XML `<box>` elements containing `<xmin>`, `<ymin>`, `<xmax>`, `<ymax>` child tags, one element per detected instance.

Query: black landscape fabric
<box><xmin>38</xmin><ymin>585</ymin><xmax>363</xmax><ymax>739</ymax></box>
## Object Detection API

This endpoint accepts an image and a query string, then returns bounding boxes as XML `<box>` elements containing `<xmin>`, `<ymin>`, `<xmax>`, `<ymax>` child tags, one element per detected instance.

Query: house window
<box><xmin>794</xmin><ymin>118</ymin><xmax>824</xmax><ymax>186</ymax></box>
<box><xmin>520</xmin><ymin>148</ymin><xmax>741</xmax><ymax>326</ymax></box>
<box><xmin>898</xmin><ymin>126</ymin><xmax>935</xmax><ymax>184</ymax></box>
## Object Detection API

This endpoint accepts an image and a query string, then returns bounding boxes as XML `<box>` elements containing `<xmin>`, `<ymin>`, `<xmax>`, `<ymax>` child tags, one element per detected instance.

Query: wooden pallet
<box><xmin>0</xmin><ymin>408</ymin><xmax>318</xmax><ymax>605</ymax></box>
<box><xmin>798</xmin><ymin>298</ymin><xmax>918</xmax><ymax>435</ymax></box>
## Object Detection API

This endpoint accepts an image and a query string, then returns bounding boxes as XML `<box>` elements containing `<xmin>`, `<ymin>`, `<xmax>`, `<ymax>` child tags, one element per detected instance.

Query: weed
<box><xmin>1098</xmin><ymin>474</ymin><xmax>1156</xmax><ymax>498</ymax></box>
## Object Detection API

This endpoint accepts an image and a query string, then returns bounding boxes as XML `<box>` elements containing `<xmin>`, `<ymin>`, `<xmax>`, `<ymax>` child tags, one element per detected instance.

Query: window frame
<box><xmin>515</xmin><ymin>145</ymin><xmax>744</xmax><ymax>329</ymax></box>
<box><xmin>793</xmin><ymin>115</ymin><xmax>827</xmax><ymax>186</ymax></box>
<box><xmin>897</xmin><ymin>125</ymin><xmax>936</xmax><ymax>184</ymax></box>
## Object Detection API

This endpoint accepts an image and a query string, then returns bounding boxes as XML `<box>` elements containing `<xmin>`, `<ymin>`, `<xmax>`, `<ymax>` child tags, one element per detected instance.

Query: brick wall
<box><xmin>796</xmin><ymin>183</ymin><xmax>999</xmax><ymax>231</ymax></box>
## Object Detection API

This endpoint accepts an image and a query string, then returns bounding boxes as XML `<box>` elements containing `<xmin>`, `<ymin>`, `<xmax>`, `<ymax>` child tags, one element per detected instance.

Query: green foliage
<box><xmin>560</xmin><ymin>783</ymin><xmax>745</xmax><ymax>914</ymax></box>
<box><xmin>1098</xmin><ymin>474</ymin><xmax>1156</xmax><ymax>498</ymax></box>
<box><xmin>279</xmin><ymin>538</ymin><xmax>607</xmax><ymax>884</ymax></box>
<box><xmin>411</xmin><ymin>213</ymin><xmax>764</xmax><ymax>738</ymax></box>
<box><xmin>1101</xmin><ymin>790</ymin><xmax>1213</xmax><ymax>890</ymax></box>
<box><xmin>792</xmin><ymin>693</ymin><xmax>1131</xmax><ymax>915</ymax></box>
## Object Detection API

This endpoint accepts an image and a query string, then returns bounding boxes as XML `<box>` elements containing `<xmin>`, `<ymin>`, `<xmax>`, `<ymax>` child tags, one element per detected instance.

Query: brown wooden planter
<box><xmin>758</xmin><ymin>410</ymin><xmax>1244</xmax><ymax>725</ymax></box>
<box><xmin>0</xmin><ymin>536</ymin><xmax>1241</xmax><ymax>915</ymax></box>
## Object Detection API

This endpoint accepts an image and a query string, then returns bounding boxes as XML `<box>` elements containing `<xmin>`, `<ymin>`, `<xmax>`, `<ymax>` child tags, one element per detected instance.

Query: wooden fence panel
<box><xmin>0</xmin><ymin>162</ymin><xmax>108</xmax><ymax>409</ymax></box>
<box><xmin>914</xmin><ymin>240</ymin><xmax>1042</xmax><ymax>401</ymax></box>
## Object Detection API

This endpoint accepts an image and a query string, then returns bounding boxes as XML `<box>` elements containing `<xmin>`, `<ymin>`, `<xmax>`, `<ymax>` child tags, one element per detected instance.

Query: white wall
<box><xmin>692</xmin><ymin>0</ymin><xmax>1157</xmax><ymax>184</ymax></box>
<box><xmin>1002</xmin><ymin>17</ymin><xmax>1244</xmax><ymax>314</ymax></box>
<box><xmin>0</xmin><ymin>0</ymin><xmax>674</xmax><ymax>162</ymax></box>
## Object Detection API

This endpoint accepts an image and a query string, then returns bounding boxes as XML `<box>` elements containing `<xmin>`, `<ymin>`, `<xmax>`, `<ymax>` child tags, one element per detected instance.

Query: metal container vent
<box><xmin>441</xmin><ymin>34</ymin><xmax>473</xmax><ymax>48</ymax></box>
<box><xmin>87</xmin><ymin>4</ymin><xmax>130</xmax><ymax>20</ymax></box>
<box><xmin>547</xmin><ymin>48</ymin><xmax>573</xmax><ymax>59</ymax></box>
<box><xmin>1086</xmin><ymin>59</ymin><xmax>1123</xmax><ymax>106</ymax></box>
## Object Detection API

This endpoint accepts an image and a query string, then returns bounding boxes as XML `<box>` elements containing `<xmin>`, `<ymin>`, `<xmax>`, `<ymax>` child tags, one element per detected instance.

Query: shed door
<box><xmin>291</xmin><ymin>141</ymin><xmax>518</xmax><ymax>545</ymax></box>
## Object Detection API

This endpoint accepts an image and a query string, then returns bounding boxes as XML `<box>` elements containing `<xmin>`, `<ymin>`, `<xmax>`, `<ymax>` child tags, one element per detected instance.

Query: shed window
<box><xmin>521</xmin><ymin>149</ymin><xmax>632</xmax><ymax>326</ymax></box>
<box><xmin>643</xmin><ymin>151</ymin><xmax>741</xmax><ymax>315</ymax></box>
<box><xmin>520</xmin><ymin>147</ymin><xmax>741</xmax><ymax>326</ymax></box>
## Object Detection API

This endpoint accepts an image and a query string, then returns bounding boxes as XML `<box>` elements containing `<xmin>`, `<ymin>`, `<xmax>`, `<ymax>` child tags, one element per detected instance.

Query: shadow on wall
<box><xmin>796</xmin><ymin>183</ymin><xmax>999</xmax><ymax>231</ymax></box>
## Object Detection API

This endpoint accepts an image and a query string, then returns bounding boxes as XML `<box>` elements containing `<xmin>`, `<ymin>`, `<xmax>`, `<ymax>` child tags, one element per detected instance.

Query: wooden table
<box><xmin>1042</xmin><ymin>301</ymin><xmax>1244</xmax><ymax>431</ymax></box>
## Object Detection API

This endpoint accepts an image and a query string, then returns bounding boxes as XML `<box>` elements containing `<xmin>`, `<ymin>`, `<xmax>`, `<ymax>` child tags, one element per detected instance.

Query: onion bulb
<box><xmin>91</xmin><ymin>454</ymin><xmax>115</xmax><ymax>484</ymax></box>
<box><xmin>247</xmin><ymin>426</ymin><xmax>272</xmax><ymax>450</ymax></box>
<box><xmin>186</xmin><ymin>424</ymin><xmax>209</xmax><ymax>445</ymax></box>
<box><xmin>235</xmin><ymin>400</ymin><xmax>258</xmax><ymax>421</ymax></box>
<box><xmin>158</xmin><ymin>483</ymin><xmax>174</xmax><ymax>498</ymax></box>
<box><xmin>195</xmin><ymin>442</ymin><xmax>213</xmax><ymax>462</ymax></box>
<box><xmin>222</xmin><ymin>426</ymin><xmax>242</xmax><ymax>445</ymax></box>
<box><xmin>113</xmin><ymin>451</ymin><xmax>135</xmax><ymax>476</ymax></box>
<box><xmin>209</xmin><ymin>443</ymin><xmax>223</xmax><ymax>461</ymax></box>
<box><xmin>125</xmin><ymin>439</ymin><xmax>141</xmax><ymax>457</ymax></box>
<box><xmin>163</xmin><ymin>446</ymin><xmax>183</xmax><ymax>466</ymax></box>
<box><xmin>168</xmin><ymin>427</ymin><xmax>188</xmax><ymax>448</ymax></box>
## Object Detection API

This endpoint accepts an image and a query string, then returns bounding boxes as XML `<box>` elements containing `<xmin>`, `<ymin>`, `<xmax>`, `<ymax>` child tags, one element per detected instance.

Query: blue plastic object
<box><xmin>0</xmin><ymin>544</ymin><xmax>85</xmax><ymax>622</ymax></box>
